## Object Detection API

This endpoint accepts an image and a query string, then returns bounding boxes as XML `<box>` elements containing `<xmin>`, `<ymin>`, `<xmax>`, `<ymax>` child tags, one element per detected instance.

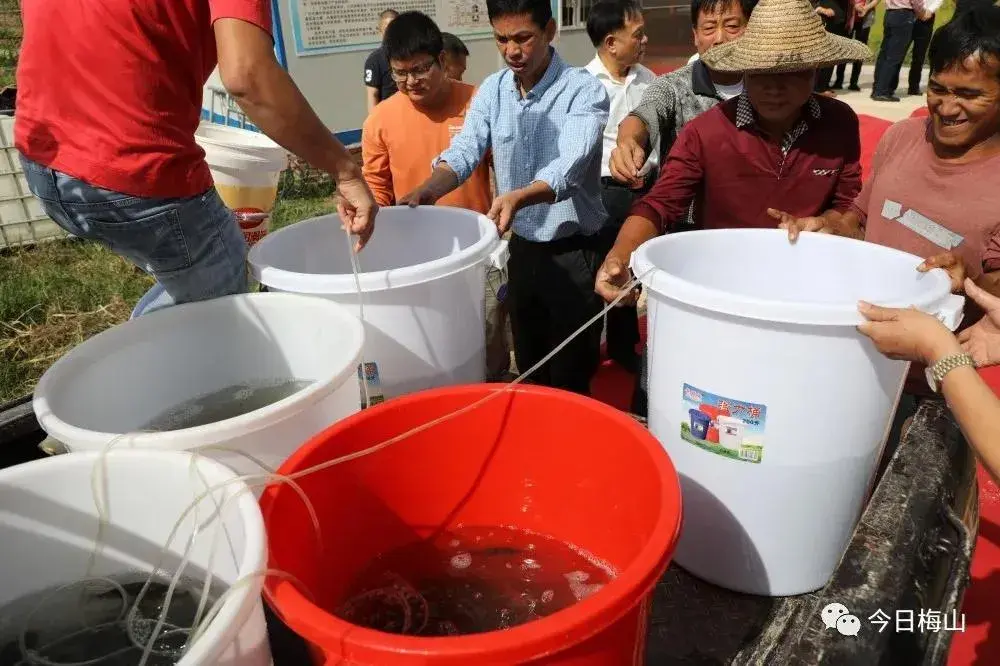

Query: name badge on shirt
<box><xmin>447</xmin><ymin>124</ymin><xmax>463</xmax><ymax>138</ymax></box>
<box><xmin>880</xmin><ymin>199</ymin><xmax>964</xmax><ymax>250</ymax></box>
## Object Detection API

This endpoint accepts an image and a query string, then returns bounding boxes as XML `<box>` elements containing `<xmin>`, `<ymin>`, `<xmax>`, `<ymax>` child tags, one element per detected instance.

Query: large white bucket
<box><xmin>248</xmin><ymin>206</ymin><xmax>509</xmax><ymax>403</ymax></box>
<box><xmin>33</xmin><ymin>293</ymin><xmax>365</xmax><ymax>477</ymax></box>
<box><xmin>631</xmin><ymin>229</ymin><xmax>964</xmax><ymax>596</ymax></box>
<box><xmin>0</xmin><ymin>450</ymin><xmax>270</xmax><ymax>665</ymax></box>
<box><xmin>195</xmin><ymin>122</ymin><xmax>288</xmax><ymax>246</ymax></box>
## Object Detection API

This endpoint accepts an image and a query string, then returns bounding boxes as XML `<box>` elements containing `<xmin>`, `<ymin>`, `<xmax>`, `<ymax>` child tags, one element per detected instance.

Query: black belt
<box><xmin>601</xmin><ymin>176</ymin><xmax>652</xmax><ymax>195</ymax></box>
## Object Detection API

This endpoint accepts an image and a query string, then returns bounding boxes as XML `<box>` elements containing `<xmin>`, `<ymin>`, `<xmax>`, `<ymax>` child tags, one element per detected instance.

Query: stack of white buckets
<box><xmin>1</xmin><ymin>120</ymin><xmax>968</xmax><ymax>664</ymax></box>
<box><xmin>6</xmin><ymin>125</ymin><xmax>509</xmax><ymax>664</ymax></box>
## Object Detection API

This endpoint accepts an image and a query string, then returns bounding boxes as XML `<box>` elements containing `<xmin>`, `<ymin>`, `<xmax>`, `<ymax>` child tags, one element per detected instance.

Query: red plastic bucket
<box><xmin>261</xmin><ymin>384</ymin><xmax>682</xmax><ymax>665</ymax></box>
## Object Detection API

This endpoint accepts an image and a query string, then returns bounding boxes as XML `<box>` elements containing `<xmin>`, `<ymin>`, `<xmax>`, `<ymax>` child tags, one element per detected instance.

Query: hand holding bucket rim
<box><xmin>769</xmin><ymin>208</ymin><xmax>835</xmax><ymax>241</ymax></box>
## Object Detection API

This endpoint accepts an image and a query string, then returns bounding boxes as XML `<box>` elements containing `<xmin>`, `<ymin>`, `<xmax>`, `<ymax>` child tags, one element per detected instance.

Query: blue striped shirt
<box><xmin>434</xmin><ymin>49</ymin><xmax>610</xmax><ymax>242</ymax></box>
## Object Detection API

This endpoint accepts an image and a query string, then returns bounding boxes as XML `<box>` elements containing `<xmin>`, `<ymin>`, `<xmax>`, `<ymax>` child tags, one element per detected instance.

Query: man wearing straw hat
<box><xmin>595</xmin><ymin>0</ymin><xmax>870</xmax><ymax>306</ymax></box>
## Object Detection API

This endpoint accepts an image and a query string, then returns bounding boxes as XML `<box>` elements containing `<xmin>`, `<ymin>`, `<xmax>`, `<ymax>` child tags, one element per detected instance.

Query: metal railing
<box><xmin>204</xmin><ymin>86</ymin><xmax>255</xmax><ymax>130</ymax></box>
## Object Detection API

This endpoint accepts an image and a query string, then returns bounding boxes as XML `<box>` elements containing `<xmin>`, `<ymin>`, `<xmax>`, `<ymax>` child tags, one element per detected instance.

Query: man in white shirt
<box><xmin>585</xmin><ymin>0</ymin><xmax>656</xmax><ymax>373</ymax></box>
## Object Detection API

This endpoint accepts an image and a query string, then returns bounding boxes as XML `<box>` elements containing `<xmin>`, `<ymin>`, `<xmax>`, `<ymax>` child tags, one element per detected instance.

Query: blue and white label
<box><xmin>681</xmin><ymin>383</ymin><xmax>767</xmax><ymax>464</ymax></box>
<box><xmin>358</xmin><ymin>361</ymin><xmax>385</xmax><ymax>408</ymax></box>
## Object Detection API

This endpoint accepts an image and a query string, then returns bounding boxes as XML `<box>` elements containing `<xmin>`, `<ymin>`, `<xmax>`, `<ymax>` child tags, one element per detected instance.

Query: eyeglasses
<box><xmin>390</xmin><ymin>60</ymin><xmax>437</xmax><ymax>82</ymax></box>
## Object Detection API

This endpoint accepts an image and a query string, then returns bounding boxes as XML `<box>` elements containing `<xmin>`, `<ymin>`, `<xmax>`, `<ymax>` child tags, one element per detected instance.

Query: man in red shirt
<box><xmin>595</xmin><ymin>0</ymin><xmax>870</xmax><ymax>304</ymax></box>
<box><xmin>16</xmin><ymin>0</ymin><xmax>377</xmax><ymax>316</ymax></box>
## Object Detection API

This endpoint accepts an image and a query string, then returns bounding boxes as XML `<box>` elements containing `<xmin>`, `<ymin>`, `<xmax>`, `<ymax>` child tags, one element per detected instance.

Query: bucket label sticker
<box><xmin>681</xmin><ymin>384</ymin><xmax>766</xmax><ymax>464</ymax></box>
<box><xmin>358</xmin><ymin>361</ymin><xmax>385</xmax><ymax>409</ymax></box>
<box><xmin>233</xmin><ymin>207</ymin><xmax>269</xmax><ymax>246</ymax></box>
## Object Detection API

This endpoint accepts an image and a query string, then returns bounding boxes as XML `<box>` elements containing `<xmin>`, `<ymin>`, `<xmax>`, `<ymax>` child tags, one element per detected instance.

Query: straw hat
<box><xmin>701</xmin><ymin>0</ymin><xmax>873</xmax><ymax>74</ymax></box>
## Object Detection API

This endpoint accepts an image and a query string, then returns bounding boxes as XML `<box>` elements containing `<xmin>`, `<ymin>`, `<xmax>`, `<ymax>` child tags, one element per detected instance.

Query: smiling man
<box><xmin>779</xmin><ymin>2</ymin><xmax>1000</xmax><ymax>297</ymax></box>
<box><xmin>401</xmin><ymin>0</ymin><xmax>610</xmax><ymax>395</ymax></box>
<box><xmin>776</xmin><ymin>1</ymin><xmax>1000</xmax><ymax>443</ymax></box>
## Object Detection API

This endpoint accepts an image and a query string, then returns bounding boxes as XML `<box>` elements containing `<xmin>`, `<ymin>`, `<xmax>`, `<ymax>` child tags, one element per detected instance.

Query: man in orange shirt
<box><xmin>362</xmin><ymin>11</ymin><xmax>509</xmax><ymax>379</ymax></box>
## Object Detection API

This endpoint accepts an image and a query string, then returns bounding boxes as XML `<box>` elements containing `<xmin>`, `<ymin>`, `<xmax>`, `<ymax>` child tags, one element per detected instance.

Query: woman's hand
<box><xmin>958</xmin><ymin>279</ymin><xmax>1000</xmax><ymax>367</ymax></box>
<box><xmin>857</xmin><ymin>302</ymin><xmax>962</xmax><ymax>365</ymax></box>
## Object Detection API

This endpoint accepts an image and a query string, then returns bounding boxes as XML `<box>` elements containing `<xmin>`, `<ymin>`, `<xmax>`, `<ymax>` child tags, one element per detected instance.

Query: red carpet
<box><xmin>950</xmin><ymin>366</ymin><xmax>1000</xmax><ymax>666</ymax></box>
<box><xmin>858</xmin><ymin>114</ymin><xmax>892</xmax><ymax>180</ymax></box>
<box><xmin>590</xmin><ymin>317</ymin><xmax>646</xmax><ymax>410</ymax></box>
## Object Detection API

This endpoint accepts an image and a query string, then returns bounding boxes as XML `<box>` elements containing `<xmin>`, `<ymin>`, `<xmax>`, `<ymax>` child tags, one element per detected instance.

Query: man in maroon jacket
<box><xmin>596</xmin><ymin>0</ymin><xmax>871</xmax><ymax>304</ymax></box>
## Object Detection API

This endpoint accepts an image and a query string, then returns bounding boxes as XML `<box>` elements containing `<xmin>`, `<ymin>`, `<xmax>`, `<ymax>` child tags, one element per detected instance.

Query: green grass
<box><xmin>0</xmin><ymin>195</ymin><xmax>333</xmax><ymax>403</ymax></box>
<box><xmin>867</xmin><ymin>0</ymin><xmax>956</xmax><ymax>67</ymax></box>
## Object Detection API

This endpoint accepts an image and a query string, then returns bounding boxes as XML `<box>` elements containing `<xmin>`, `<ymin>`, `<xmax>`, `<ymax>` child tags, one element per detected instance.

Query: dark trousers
<box><xmin>835</xmin><ymin>23</ymin><xmax>872</xmax><ymax>88</ymax></box>
<box><xmin>873</xmin><ymin>9</ymin><xmax>916</xmax><ymax>96</ymax></box>
<box><xmin>816</xmin><ymin>21</ymin><xmax>849</xmax><ymax>91</ymax></box>
<box><xmin>599</xmin><ymin>179</ymin><xmax>642</xmax><ymax>366</ymax></box>
<box><xmin>908</xmin><ymin>16</ymin><xmax>934</xmax><ymax>93</ymax></box>
<box><xmin>507</xmin><ymin>233</ymin><xmax>604</xmax><ymax>395</ymax></box>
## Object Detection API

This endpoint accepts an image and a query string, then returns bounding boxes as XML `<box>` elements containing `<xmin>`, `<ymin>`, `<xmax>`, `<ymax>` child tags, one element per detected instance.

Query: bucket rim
<box><xmin>631</xmin><ymin>228</ymin><xmax>956</xmax><ymax>327</ymax></box>
<box><xmin>247</xmin><ymin>207</ymin><xmax>502</xmax><ymax>294</ymax></box>
<box><xmin>32</xmin><ymin>293</ymin><xmax>365</xmax><ymax>449</ymax></box>
<box><xmin>260</xmin><ymin>383</ymin><xmax>684</xmax><ymax>662</ymax></box>
<box><xmin>0</xmin><ymin>449</ymin><xmax>268</xmax><ymax>666</ymax></box>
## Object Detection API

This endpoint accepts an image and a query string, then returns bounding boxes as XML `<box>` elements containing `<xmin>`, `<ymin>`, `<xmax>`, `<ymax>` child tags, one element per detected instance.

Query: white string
<box><xmin>27</xmin><ymin>220</ymin><xmax>648</xmax><ymax>664</ymax></box>
<box><xmin>344</xmin><ymin>227</ymin><xmax>371</xmax><ymax>408</ymax></box>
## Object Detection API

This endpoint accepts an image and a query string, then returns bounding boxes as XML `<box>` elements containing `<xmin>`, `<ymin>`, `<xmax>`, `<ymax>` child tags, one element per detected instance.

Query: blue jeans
<box><xmin>21</xmin><ymin>157</ymin><xmax>249</xmax><ymax>316</ymax></box>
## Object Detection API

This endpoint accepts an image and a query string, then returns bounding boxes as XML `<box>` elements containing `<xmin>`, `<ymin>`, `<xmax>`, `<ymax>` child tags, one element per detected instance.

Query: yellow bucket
<box><xmin>195</xmin><ymin>123</ymin><xmax>289</xmax><ymax>246</ymax></box>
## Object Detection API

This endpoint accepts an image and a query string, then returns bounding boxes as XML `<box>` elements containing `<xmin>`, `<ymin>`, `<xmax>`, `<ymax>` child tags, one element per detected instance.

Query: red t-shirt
<box><xmin>15</xmin><ymin>0</ymin><xmax>272</xmax><ymax>199</ymax></box>
<box><xmin>630</xmin><ymin>94</ymin><xmax>862</xmax><ymax>233</ymax></box>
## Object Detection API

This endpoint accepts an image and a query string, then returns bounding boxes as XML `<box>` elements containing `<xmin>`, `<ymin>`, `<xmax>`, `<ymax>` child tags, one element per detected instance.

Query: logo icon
<box><xmin>821</xmin><ymin>602</ymin><xmax>850</xmax><ymax>629</ymax></box>
<box><xmin>837</xmin><ymin>614</ymin><xmax>862</xmax><ymax>636</ymax></box>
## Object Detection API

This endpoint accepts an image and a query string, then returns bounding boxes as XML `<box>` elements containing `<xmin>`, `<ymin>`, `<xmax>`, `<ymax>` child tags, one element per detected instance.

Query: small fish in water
<box><xmin>335</xmin><ymin>526</ymin><xmax>616</xmax><ymax>637</ymax></box>
<box><xmin>142</xmin><ymin>379</ymin><xmax>313</xmax><ymax>431</ymax></box>
<box><xmin>0</xmin><ymin>573</ymin><xmax>222</xmax><ymax>666</ymax></box>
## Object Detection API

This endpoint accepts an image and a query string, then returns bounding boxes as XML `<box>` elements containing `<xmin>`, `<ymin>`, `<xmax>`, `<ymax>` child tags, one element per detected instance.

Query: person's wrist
<box><xmin>922</xmin><ymin>332</ymin><xmax>963</xmax><ymax>367</ymax></box>
<box><xmin>332</xmin><ymin>160</ymin><xmax>363</xmax><ymax>185</ymax></box>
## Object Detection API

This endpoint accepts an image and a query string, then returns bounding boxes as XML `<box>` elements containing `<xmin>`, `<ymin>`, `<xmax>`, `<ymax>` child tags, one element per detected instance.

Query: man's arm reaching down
<box><xmin>214</xmin><ymin>17</ymin><xmax>377</xmax><ymax>248</ymax></box>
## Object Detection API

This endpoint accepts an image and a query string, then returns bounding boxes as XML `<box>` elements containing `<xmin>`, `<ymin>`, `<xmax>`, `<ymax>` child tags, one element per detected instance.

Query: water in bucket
<box><xmin>0</xmin><ymin>573</ymin><xmax>222</xmax><ymax>665</ymax></box>
<box><xmin>334</xmin><ymin>526</ymin><xmax>616</xmax><ymax>637</ymax></box>
<box><xmin>141</xmin><ymin>379</ymin><xmax>313</xmax><ymax>431</ymax></box>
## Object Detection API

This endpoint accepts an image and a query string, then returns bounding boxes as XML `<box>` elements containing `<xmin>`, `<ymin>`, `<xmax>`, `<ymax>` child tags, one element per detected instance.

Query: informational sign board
<box><xmin>289</xmin><ymin>0</ymin><xmax>491</xmax><ymax>56</ymax></box>
<box><xmin>288</xmin><ymin>0</ymin><xmax>560</xmax><ymax>57</ymax></box>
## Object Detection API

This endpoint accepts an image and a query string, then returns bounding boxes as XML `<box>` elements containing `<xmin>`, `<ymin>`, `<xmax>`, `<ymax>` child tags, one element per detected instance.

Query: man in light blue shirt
<box><xmin>402</xmin><ymin>0</ymin><xmax>610</xmax><ymax>395</ymax></box>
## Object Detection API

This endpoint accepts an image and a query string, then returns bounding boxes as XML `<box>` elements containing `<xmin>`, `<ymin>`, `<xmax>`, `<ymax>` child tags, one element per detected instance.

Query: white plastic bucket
<box><xmin>195</xmin><ymin>122</ymin><xmax>288</xmax><ymax>246</ymax></box>
<box><xmin>0</xmin><ymin>450</ymin><xmax>270</xmax><ymax>665</ymax></box>
<box><xmin>248</xmin><ymin>206</ymin><xmax>509</xmax><ymax>402</ymax></box>
<box><xmin>33</xmin><ymin>293</ymin><xmax>365</xmax><ymax>477</ymax></box>
<box><xmin>631</xmin><ymin>229</ymin><xmax>964</xmax><ymax>596</ymax></box>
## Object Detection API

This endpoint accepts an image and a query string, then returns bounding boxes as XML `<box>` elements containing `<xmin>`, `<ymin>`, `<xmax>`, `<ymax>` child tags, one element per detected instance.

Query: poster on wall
<box><xmin>288</xmin><ymin>0</ymin><xmax>560</xmax><ymax>57</ymax></box>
